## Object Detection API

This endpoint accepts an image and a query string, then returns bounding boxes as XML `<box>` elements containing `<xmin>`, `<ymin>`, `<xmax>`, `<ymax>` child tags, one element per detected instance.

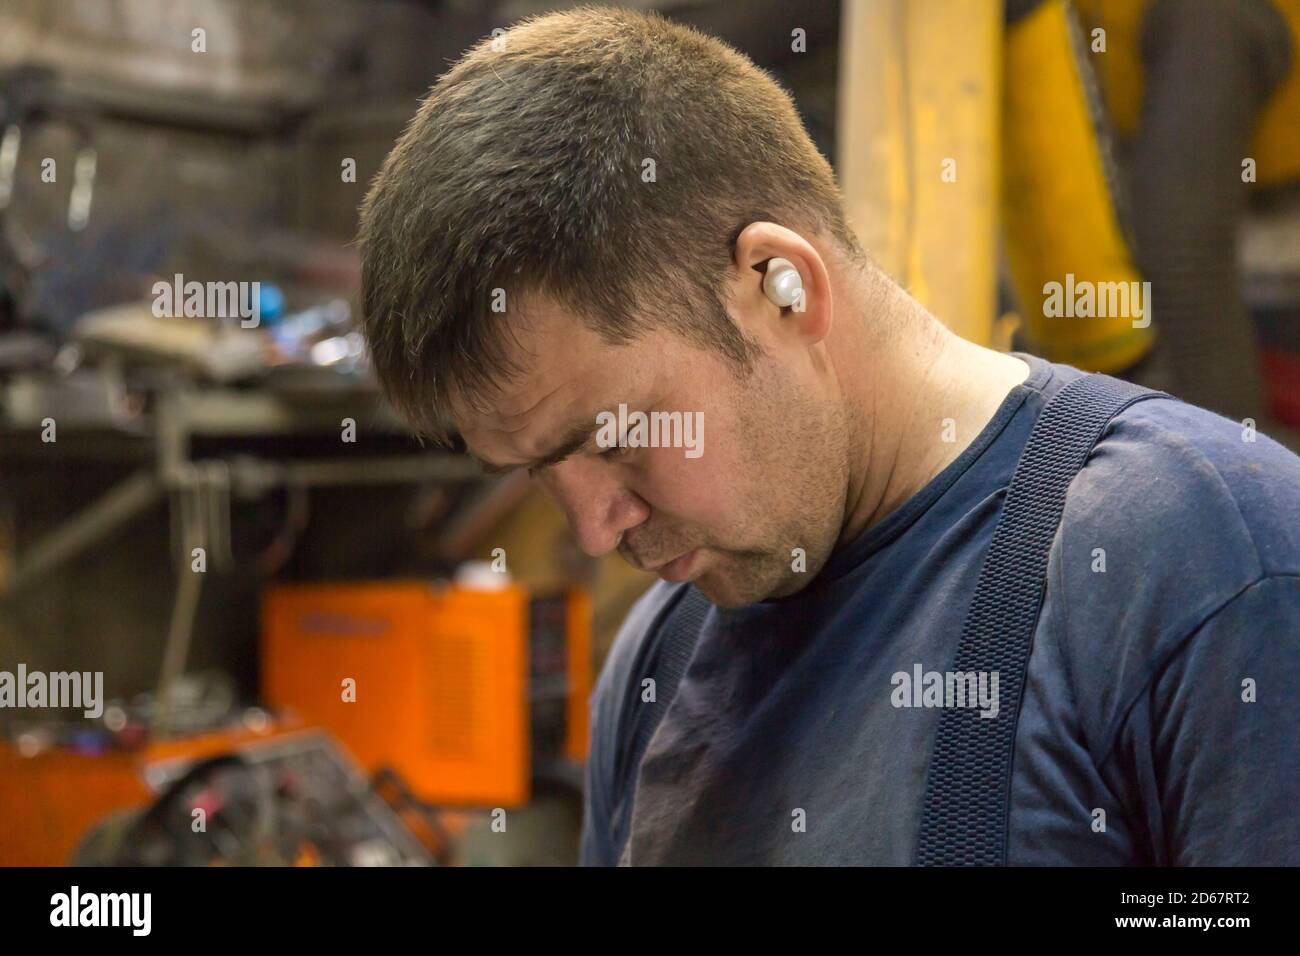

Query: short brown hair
<box><xmin>358</xmin><ymin>5</ymin><xmax>859</xmax><ymax>444</ymax></box>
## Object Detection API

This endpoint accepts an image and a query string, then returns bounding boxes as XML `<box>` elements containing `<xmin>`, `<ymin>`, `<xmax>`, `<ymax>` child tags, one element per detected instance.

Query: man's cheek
<box><xmin>664</xmin><ymin>470</ymin><xmax>731</xmax><ymax>520</ymax></box>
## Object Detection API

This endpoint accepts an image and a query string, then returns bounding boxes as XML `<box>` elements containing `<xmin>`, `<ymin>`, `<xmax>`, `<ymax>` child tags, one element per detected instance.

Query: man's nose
<box><xmin>542</xmin><ymin>458</ymin><xmax>648</xmax><ymax>557</ymax></box>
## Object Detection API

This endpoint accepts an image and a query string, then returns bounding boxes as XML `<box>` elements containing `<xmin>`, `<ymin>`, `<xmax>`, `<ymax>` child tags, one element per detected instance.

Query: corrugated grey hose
<box><xmin>1122</xmin><ymin>0</ymin><xmax>1292</xmax><ymax>422</ymax></box>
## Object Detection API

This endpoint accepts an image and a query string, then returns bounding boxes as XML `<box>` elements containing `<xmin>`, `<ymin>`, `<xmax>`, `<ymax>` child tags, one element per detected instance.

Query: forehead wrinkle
<box><xmin>534</xmin><ymin>417</ymin><xmax>602</xmax><ymax>463</ymax></box>
<box><xmin>475</xmin><ymin>407</ymin><xmax>602</xmax><ymax>473</ymax></box>
<box><xmin>500</xmin><ymin>377</ymin><xmax>568</xmax><ymax>427</ymax></box>
<box><xmin>521</xmin><ymin>384</ymin><xmax>609</xmax><ymax>453</ymax></box>
<box><xmin>497</xmin><ymin>334</ymin><xmax>619</xmax><ymax>429</ymax></box>
<box><xmin>479</xmin><ymin>383</ymin><xmax>596</xmax><ymax>461</ymax></box>
<box><xmin>479</xmin><ymin>311</ymin><xmax>642</xmax><ymax>452</ymax></box>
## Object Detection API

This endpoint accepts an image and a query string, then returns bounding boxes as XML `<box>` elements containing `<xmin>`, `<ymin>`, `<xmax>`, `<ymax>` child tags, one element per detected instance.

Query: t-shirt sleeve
<box><xmin>579</xmin><ymin>676</ymin><xmax>620</xmax><ymax>866</ymax></box>
<box><xmin>1108</xmin><ymin>574</ymin><xmax>1300</xmax><ymax>865</ymax></box>
<box><xmin>578</xmin><ymin>580</ymin><xmax>681</xmax><ymax>866</ymax></box>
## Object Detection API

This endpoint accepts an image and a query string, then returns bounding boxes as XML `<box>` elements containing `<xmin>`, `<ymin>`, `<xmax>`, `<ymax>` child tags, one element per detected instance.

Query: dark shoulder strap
<box><xmin>612</xmin><ymin>584</ymin><xmax>711</xmax><ymax>817</ymax></box>
<box><xmin>915</xmin><ymin>372</ymin><xmax>1172</xmax><ymax>866</ymax></box>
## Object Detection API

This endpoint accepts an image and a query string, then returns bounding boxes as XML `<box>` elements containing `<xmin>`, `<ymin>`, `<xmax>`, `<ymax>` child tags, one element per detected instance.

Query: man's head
<box><xmin>359</xmin><ymin>6</ymin><xmax>876</xmax><ymax>606</ymax></box>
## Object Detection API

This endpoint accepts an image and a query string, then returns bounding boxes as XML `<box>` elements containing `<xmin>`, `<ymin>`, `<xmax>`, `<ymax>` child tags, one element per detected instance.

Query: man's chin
<box><xmin>691</xmin><ymin>564</ymin><xmax>791</xmax><ymax>609</ymax></box>
<box><xmin>630</xmin><ymin>548</ymin><xmax>805</xmax><ymax>608</ymax></box>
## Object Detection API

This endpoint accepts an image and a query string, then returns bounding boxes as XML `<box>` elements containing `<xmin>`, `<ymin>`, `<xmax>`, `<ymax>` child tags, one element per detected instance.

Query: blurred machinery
<box><xmin>1001</xmin><ymin>0</ymin><xmax>1153</xmax><ymax>374</ymax></box>
<box><xmin>0</xmin><ymin>1</ymin><xmax>611</xmax><ymax>867</ymax></box>
<box><xmin>0</xmin><ymin>719</ymin><xmax>439</xmax><ymax>866</ymax></box>
<box><xmin>1072</xmin><ymin>0</ymin><xmax>1300</xmax><ymax>428</ymax></box>
<box><xmin>0</xmin><ymin>577</ymin><xmax>592</xmax><ymax>866</ymax></box>
<box><xmin>262</xmin><ymin>581</ymin><xmax>592</xmax><ymax>808</ymax></box>
<box><xmin>72</xmin><ymin>731</ymin><xmax>438</xmax><ymax>867</ymax></box>
<box><xmin>839</xmin><ymin>0</ymin><xmax>1300</xmax><ymax>443</ymax></box>
<box><xmin>839</xmin><ymin>0</ymin><xmax>1152</xmax><ymax>365</ymax></box>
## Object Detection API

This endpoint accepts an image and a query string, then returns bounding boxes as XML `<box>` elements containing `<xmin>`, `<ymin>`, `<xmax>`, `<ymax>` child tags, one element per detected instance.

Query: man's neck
<box><xmin>835</xmin><ymin>282</ymin><xmax>1031</xmax><ymax>549</ymax></box>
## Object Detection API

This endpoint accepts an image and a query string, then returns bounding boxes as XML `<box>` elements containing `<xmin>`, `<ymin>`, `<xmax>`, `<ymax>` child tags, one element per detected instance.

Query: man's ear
<box><xmin>729</xmin><ymin>221</ymin><xmax>833</xmax><ymax>346</ymax></box>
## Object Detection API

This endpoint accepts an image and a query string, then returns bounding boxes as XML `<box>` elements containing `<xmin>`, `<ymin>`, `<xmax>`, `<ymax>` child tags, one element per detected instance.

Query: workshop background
<box><xmin>0</xmin><ymin>0</ymin><xmax>1295</xmax><ymax>866</ymax></box>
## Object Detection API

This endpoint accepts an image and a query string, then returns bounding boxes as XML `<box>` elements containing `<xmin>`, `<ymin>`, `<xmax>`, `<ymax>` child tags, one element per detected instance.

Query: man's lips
<box><xmin>649</xmin><ymin>549</ymin><xmax>699</xmax><ymax>582</ymax></box>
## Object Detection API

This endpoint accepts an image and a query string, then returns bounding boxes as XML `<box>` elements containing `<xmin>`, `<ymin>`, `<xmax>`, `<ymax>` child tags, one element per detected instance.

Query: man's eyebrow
<box><xmin>472</xmin><ymin>419</ymin><xmax>601</xmax><ymax>476</ymax></box>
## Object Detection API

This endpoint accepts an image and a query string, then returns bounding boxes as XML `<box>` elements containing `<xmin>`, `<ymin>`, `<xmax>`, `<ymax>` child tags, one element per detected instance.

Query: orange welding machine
<box><xmin>261</xmin><ymin>580</ymin><xmax>591</xmax><ymax>809</ymax></box>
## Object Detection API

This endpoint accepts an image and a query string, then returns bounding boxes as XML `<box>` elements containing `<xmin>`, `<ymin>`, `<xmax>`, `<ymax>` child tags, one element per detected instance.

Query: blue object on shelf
<box><xmin>257</xmin><ymin>282</ymin><xmax>286</xmax><ymax>324</ymax></box>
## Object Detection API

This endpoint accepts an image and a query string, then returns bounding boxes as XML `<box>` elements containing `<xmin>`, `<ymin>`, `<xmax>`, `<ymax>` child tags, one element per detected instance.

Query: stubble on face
<box><xmin>652</xmin><ymin>351</ymin><xmax>851</xmax><ymax>608</ymax></box>
<box><xmin>455</xmin><ymin>298</ymin><xmax>853</xmax><ymax>609</ymax></box>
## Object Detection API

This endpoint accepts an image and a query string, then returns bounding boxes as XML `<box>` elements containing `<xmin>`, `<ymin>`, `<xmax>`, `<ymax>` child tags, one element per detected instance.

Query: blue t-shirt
<box><xmin>580</xmin><ymin>352</ymin><xmax>1300</xmax><ymax>865</ymax></box>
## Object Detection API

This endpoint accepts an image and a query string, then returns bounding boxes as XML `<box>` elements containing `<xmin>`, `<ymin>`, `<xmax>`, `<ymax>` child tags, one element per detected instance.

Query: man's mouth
<box><xmin>649</xmin><ymin>549</ymin><xmax>699</xmax><ymax>582</ymax></box>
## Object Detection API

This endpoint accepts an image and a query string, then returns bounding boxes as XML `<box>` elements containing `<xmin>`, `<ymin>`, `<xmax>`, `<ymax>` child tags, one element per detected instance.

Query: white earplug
<box><xmin>763</xmin><ymin>257</ymin><xmax>803</xmax><ymax>309</ymax></box>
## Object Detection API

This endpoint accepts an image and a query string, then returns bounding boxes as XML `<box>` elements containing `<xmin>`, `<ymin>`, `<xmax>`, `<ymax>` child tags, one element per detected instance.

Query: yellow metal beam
<box><xmin>838</xmin><ymin>0</ymin><xmax>1002</xmax><ymax>345</ymax></box>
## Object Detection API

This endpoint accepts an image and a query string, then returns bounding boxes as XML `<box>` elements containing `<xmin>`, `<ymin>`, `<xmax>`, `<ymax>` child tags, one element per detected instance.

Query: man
<box><xmin>358</xmin><ymin>8</ymin><xmax>1300</xmax><ymax>865</ymax></box>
